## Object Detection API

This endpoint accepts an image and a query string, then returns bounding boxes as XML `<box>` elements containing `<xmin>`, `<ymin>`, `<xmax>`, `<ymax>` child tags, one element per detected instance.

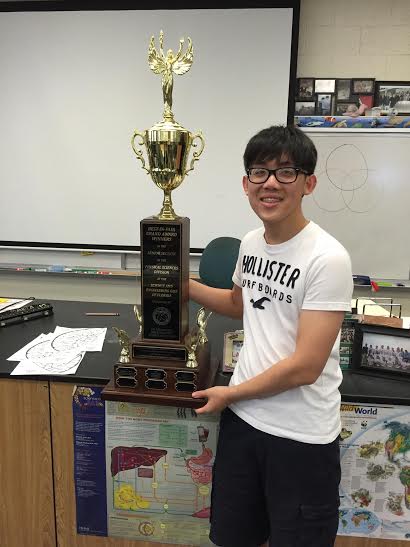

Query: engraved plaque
<box><xmin>141</xmin><ymin>217</ymin><xmax>189</xmax><ymax>343</ymax></box>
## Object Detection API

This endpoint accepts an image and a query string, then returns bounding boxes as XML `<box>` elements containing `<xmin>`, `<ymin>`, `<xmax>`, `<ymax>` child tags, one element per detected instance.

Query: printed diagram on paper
<box><xmin>339</xmin><ymin>403</ymin><xmax>410</xmax><ymax>541</ymax></box>
<box><xmin>105</xmin><ymin>401</ymin><xmax>219</xmax><ymax>545</ymax></box>
<box><xmin>8</xmin><ymin>327</ymin><xmax>106</xmax><ymax>375</ymax></box>
<box><xmin>25</xmin><ymin>338</ymin><xmax>83</xmax><ymax>373</ymax></box>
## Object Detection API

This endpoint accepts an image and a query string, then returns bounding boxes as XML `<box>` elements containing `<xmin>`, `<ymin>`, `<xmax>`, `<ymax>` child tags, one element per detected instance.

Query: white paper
<box><xmin>7</xmin><ymin>333</ymin><xmax>50</xmax><ymax>361</ymax></box>
<box><xmin>0</xmin><ymin>297</ymin><xmax>33</xmax><ymax>313</ymax></box>
<box><xmin>52</xmin><ymin>326</ymin><xmax>107</xmax><ymax>352</ymax></box>
<box><xmin>402</xmin><ymin>317</ymin><xmax>410</xmax><ymax>329</ymax></box>
<box><xmin>10</xmin><ymin>351</ymin><xmax>84</xmax><ymax>375</ymax></box>
<box><xmin>8</xmin><ymin>326</ymin><xmax>106</xmax><ymax>376</ymax></box>
<box><xmin>354</xmin><ymin>299</ymin><xmax>391</xmax><ymax>316</ymax></box>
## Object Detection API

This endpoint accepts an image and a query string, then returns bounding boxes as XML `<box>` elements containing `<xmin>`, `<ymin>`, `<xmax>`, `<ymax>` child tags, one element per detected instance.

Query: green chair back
<box><xmin>199</xmin><ymin>237</ymin><xmax>241</xmax><ymax>289</ymax></box>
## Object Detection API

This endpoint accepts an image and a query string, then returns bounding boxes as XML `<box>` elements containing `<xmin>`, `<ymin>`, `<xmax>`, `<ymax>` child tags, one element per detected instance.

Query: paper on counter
<box><xmin>7</xmin><ymin>333</ymin><xmax>50</xmax><ymax>361</ymax></box>
<box><xmin>10</xmin><ymin>337</ymin><xmax>84</xmax><ymax>375</ymax></box>
<box><xmin>0</xmin><ymin>297</ymin><xmax>34</xmax><ymax>313</ymax></box>
<box><xmin>8</xmin><ymin>326</ymin><xmax>106</xmax><ymax>376</ymax></box>
<box><xmin>10</xmin><ymin>350</ymin><xmax>84</xmax><ymax>376</ymax></box>
<box><xmin>353</xmin><ymin>298</ymin><xmax>391</xmax><ymax>316</ymax></box>
<box><xmin>52</xmin><ymin>326</ymin><xmax>107</xmax><ymax>352</ymax></box>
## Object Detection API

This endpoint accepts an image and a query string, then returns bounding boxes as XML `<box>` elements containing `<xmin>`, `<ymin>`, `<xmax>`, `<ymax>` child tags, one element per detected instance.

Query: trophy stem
<box><xmin>157</xmin><ymin>190</ymin><xmax>178</xmax><ymax>220</ymax></box>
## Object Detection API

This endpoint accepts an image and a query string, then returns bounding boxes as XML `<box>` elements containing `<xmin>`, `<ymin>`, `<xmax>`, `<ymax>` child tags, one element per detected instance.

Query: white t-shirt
<box><xmin>229</xmin><ymin>221</ymin><xmax>353</xmax><ymax>444</ymax></box>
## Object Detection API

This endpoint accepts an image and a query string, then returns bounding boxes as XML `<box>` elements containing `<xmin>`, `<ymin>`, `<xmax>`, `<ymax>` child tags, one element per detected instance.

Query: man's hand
<box><xmin>192</xmin><ymin>386</ymin><xmax>235</xmax><ymax>414</ymax></box>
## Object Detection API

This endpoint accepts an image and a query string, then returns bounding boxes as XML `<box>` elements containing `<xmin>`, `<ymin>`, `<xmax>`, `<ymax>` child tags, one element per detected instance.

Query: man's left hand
<box><xmin>192</xmin><ymin>386</ymin><xmax>235</xmax><ymax>414</ymax></box>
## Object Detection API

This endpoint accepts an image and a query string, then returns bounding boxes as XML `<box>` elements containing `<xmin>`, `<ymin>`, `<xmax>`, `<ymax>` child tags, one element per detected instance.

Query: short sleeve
<box><xmin>302</xmin><ymin>249</ymin><xmax>353</xmax><ymax>311</ymax></box>
<box><xmin>232</xmin><ymin>241</ymin><xmax>244</xmax><ymax>287</ymax></box>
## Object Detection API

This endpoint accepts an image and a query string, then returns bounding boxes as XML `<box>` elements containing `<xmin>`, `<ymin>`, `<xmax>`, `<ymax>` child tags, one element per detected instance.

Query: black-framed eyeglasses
<box><xmin>246</xmin><ymin>167</ymin><xmax>310</xmax><ymax>184</ymax></box>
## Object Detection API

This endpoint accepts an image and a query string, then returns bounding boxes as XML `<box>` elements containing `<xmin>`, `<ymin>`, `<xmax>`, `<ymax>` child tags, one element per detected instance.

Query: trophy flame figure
<box><xmin>148</xmin><ymin>30</ymin><xmax>193</xmax><ymax>120</ymax></box>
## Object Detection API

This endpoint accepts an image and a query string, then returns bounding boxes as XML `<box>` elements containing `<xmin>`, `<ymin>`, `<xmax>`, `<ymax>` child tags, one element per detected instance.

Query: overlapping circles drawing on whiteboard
<box><xmin>313</xmin><ymin>144</ymin><xmax>383</xmax><ymax>213</ymax></box>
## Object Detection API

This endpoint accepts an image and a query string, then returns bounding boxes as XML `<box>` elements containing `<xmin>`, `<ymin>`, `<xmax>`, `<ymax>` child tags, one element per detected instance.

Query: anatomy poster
<box><xmin>105</xmin><ymin>401</ymin><xmax>219</xmax><ymax>545</ymax></box>
<box><xmin>339</xmin><ymin>402</ymin><xmax>410</xmax><ymax>541</ymax></box>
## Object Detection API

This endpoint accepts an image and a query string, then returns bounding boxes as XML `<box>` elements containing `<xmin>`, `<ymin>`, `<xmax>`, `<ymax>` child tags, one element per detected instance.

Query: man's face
<box><xmin>242</xmin><ymin>156</ymin><xmax>316</xmax><ymax>228</ymax></box>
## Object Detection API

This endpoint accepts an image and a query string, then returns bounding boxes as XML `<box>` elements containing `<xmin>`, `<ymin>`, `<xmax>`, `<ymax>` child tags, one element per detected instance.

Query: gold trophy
<box><xmin>104</xmin><ymin>32</ymin><xmax>216</xmax><ymax>406</ymax></box>
<box><xmin>131</xmin><ymin>31</ymin><xmax>204</xmax><ymax>221</ymax></box>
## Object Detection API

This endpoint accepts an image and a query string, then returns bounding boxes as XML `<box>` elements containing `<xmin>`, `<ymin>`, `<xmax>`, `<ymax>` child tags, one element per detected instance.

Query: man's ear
<box><xmin>303</xmin><ymin>174</ymin><xmax>317</xmax><ymax>196</ymax></box>
<box><xmin>242</xmin><ymin>175</ymin><xmax>249</xmax><ymax>195</ymax></box>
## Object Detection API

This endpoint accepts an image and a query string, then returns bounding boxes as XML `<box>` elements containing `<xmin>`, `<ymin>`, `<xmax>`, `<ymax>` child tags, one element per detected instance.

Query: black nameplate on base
<box><xmin>103</xmin><ymin>346</ymin><xmax>217</xmax><ymax>408</ymax></box>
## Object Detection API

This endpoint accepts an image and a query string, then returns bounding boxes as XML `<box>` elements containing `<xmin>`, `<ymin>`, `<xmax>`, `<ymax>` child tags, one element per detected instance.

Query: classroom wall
<box><xmin>295</xmin><ymin>0</ymin><xmax>410</xmax><ymax>315</ymax></box>
<box><xmin>0</xmin><ymin>271</ymin><xmax>140</xmax><ymax>304</ymax></box>
<box><xmin>2</xmin><ymin>0</ymin><xmax>410</xmax><ymax>308</ymax></box>
<box><xmin>298</xmin><ymin>0</ymin><xmax>410</xmax><ymax>79</ymax></box>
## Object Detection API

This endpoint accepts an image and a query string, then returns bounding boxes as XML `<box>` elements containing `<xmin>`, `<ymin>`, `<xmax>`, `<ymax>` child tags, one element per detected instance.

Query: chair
<box><xmin>199</xmin><ymin>237</ymin><xmax>241</xmax><ymax>289</ymax></box>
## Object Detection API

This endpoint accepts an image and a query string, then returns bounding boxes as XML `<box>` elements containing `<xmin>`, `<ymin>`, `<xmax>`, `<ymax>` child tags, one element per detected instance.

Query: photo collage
<box><xmin>295</xmin><ymin>78</ymin><xmax>410</xmax><ymax>118</ymax></box>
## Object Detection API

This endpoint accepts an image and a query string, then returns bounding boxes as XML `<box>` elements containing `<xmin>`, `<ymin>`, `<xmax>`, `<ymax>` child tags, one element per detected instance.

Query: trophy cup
<box><xmin>104</xmin><ymin>32</ymin><xmax>217</xmax><ymax>406</ymax></box>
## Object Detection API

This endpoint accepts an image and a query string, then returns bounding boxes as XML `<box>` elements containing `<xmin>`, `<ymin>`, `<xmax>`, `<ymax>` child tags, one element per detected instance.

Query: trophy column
<box><xmin>133</xmin><ymin>217</ymin><xmax>190</xmax><ymax>361</ymax></box>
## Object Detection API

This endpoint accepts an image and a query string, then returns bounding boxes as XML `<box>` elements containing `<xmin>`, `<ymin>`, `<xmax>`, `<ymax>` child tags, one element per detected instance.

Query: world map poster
<box><xmin>339</xmin><ymin>402</ymin><xmax>410</xmax><ymax>541</ymax></box>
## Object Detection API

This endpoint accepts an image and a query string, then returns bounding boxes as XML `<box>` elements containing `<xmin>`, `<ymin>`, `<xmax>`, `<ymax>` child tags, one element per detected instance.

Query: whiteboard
<box><xmin>302</xmin><ymin>131</ymin><xmax>410</xmax><ymax>280</ymax></box>
<box><xmin>0</xmin><ymin>7</ymin><xmax>296</xmax><ymax>249</ymax></box>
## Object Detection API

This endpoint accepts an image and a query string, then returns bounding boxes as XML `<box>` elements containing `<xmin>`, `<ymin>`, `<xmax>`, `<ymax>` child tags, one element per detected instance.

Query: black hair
<box><xmin>243</xmin><ymin>125</ymin><xmax>317</xmax><ymax>175</ymax></box>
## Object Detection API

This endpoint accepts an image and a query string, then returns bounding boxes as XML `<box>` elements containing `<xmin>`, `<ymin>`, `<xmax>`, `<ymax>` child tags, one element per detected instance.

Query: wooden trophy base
<box><xmin>102</xmin><ymin>342</ymin><xmax>219</xmax><ymax>408</ymax></box>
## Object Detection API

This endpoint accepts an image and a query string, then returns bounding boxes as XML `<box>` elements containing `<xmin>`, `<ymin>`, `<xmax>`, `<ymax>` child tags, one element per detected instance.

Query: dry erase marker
<box><xmin>85</xmin><ymin>312</ymin><xmax>120</xmax><ymax>316</ymax></box>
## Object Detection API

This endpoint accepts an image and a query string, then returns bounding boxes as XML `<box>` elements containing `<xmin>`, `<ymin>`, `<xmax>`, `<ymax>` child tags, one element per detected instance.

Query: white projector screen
<box><xmin>0</xmin><ymin>6</ymin><xmax>297</xmax><ymax>249</ymax></box>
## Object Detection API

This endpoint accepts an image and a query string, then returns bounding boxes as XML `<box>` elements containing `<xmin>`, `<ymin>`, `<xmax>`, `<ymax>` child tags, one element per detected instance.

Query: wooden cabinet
<box><xmin>0</xmin><ymin>379</ymin><xmax>56</xmax><ymax>547</ymax></box>
<box><xmin>1</xmin><ymin>378</ymin><xmax>407</xmax><ymax>547</ymax></box>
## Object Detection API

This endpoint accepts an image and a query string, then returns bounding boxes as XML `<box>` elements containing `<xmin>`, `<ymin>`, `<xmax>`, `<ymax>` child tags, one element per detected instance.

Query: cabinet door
<box><xmin>50</xmin><ymin>381</ymin><xmax>192</xmax><ymax>547</ymax></box>
<box><xmin>0</xmin><ymin>379</ymin><xmax>56</xmax><ymax>547</ymax></box>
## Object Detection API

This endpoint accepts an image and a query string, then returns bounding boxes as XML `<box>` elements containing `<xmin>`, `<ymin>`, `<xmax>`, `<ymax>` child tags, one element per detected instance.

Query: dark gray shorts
<box><xmin>210</xmin><ymin>408</ymin><xmax>341</xmax><ymax>547</ymax></box>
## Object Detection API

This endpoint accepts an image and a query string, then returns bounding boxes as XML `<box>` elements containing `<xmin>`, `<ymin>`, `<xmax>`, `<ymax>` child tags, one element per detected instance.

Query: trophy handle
<box><xmin>131</xmin><ymin>130</ymin><xmax>150</xmax><ymax>174</ymax></box>
<box><xmin>185</xmin><ymin>132</ymin><xmax>205</xmax><ymax>175</ymax></box>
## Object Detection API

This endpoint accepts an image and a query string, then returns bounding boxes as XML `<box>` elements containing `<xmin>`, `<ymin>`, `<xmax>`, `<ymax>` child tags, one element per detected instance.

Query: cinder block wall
<box><xmin>297</xmin><ymin>0</ymin><xmax>410</xmax><ymax>313</ymax></box>
<box><xmin>298</xmin><ymin>0</ymin><xmax>410</xmax><ymax>79</ymax></box>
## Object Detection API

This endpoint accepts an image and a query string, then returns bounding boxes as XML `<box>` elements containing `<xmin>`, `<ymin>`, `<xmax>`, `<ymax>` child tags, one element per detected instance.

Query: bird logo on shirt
<box><xmin>250</xmin><ymin>297</ymin><xmax>271</xmax><ymax>309</ymax></box>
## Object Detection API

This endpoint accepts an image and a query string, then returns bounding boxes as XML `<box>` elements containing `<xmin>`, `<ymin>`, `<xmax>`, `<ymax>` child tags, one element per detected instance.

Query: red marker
<box><xmin>370</xmin><ymin>280</ymin><xmax>380</xmax><ymax>292</ymax></box>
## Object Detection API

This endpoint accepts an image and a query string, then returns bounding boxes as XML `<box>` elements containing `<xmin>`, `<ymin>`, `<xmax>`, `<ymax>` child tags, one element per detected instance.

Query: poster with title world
<box><xmin>339</xmin><ymin>403</ymin><xmax>410</xmax><ymax>541</ymax></box>
<box><xmin>105</xmin><ymin>401</ymin><xmax>220</xmax><ymax>545</ymax></box>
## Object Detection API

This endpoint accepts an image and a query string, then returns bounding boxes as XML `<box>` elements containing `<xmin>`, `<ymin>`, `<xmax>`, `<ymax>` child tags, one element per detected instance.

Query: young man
<box><xmin>189</xmin><ymin>125</ymin><xmax>353</xmax><ymax>547</ymax></box>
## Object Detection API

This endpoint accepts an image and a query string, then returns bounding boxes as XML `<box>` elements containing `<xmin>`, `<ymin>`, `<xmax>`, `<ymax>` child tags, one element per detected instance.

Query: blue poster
<box><xmin>73</xmin><ymin>386</ymin><xmax>107</xmax><ymax>536</ymax></box>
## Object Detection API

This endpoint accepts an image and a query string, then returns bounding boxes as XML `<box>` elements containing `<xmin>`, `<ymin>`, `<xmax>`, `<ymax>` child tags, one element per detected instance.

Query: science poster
<box><xmin>339</xmin><ymin>402</ymin><xmax>410</xmax><ymax>541</ymax></box>
<box><xmin>105</xmin><ymin>401</ymin><xmax>219</xmax><ymax>545</ymax></box>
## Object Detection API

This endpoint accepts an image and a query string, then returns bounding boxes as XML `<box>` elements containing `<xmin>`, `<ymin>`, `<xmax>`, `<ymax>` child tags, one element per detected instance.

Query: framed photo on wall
<box><xmin>315</xmin><ymin>93</ymin><xmax>333</xmax><ymax>115</ymax></box>
<box><xmin>222</xmin><ymin>330</ymin><xmax>244</xmax><ymax>373</ymax></box>
<box><xmin>375</xmin><ymin>81</ymin><xmax>410</xmax><ymax>114</ymax></box>
<box><xmin>358</xmin><ymin>94</ymin><xmax>374</xmax><ymax>109</ymax></box>
<box><xmin>296</xmin><ymin>78</ymin><xmax>314</xmax><ymax>99</ymax></box>
<box><xmin>351</xmin><ymin>323</ymin><xmax>410</xmax><ymax>381</ymax></box>
<box><xmin>335</xmin><ymin>101</ymin><xmax>357</xmax><ymax>115</ymax></box>
<box><xmin>314</xmin><ymin>78</ymin><xmax>336</xmax><ymax>93</ymax></box>
<box><xmin>295</xmin><ymin>100</ymin><xmax>315</xmax><ymax>116</ymax></box>
<box><xmin>351</xmin><ymin>78</ymin><xmax>375</xmax><ymax>95</ymax></box>
<box><xmin>336</xmin><ymin>79</ymin><xmax>352</xmax><ymax>101</ymax></box>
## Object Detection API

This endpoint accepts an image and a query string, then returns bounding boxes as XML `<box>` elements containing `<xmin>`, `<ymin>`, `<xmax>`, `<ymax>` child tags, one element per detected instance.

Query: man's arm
<box><xmin>189</xmin><ymin>279</ymin><xmax>243</xmax><ymax>319</ymax></box>
<box><xmin>193</xmin><ymin>308</ymin><xmax>345</xmax><ymax>413</ymax></box>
